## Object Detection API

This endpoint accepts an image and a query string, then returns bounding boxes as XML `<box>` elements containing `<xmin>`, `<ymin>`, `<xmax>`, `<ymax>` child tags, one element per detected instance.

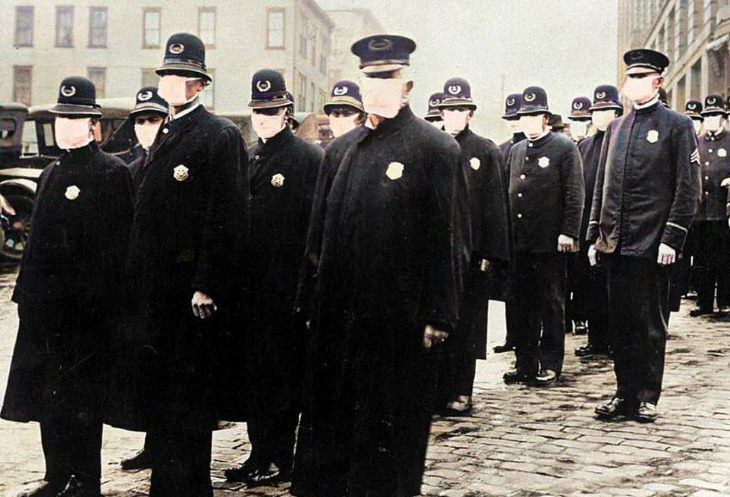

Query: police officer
<box><xmin>292</xmin><ymin>34</ymin><xmax>463</xmax><ymax>497</ymax></box>
<box><xmin>124</xmin><ymin>87</ymin><xmax>168</xmax><ymax>182</ymax></box>
<box><xmin>105</xmin><ymin>33</ymin><xmax>245</xmax><ymax>497</ymax></box>
<box><xmin>573</xmin><ymin>85</ymin><xmax>622</xmax><ymax>358</ymax></box>
<box><xmin>502</xmin><ymin>86</ymin><xmax>584</xmax><ymax>387</ymax></box>
<box><xmin>589</xmin><ymin>49</ymin><xmax>701</xmax><ymax>423</ymax></box>
<box><xmin>324</xmin><ymin>79</ymin><xmax>365</xmax><ymax>138</ymax></box>
<box><xmin>689</xmin><ymin>95</ymin><xmax>730</xmax><ymax>316</ymax></box>
<box><xmin>568</xmin><ymin>96</ymin><xmax>593</xmax><ymax>143</ymax></box>
<box><xmin>2</xmin><ymin>76</ymin><xmax>133</xmax><ymax>497</ymax></box>
<box><xmin>685</xmin><ymin>99</ymin><xmax>704</xmax><ymax>136</ymax></box>
<box><xmin>434</xmin><ymin>77</ymin><xmax>510</xmax><ymax>415</ymax></box>
<box><xmin>223</xmin><ymin>70</ymin><xmax>323</xmax><ymax>487</ymax></box>
<box><xmin>425</xmin><ymin>92</ymin><xmax>445</xmax><ymax>127</ymax></box>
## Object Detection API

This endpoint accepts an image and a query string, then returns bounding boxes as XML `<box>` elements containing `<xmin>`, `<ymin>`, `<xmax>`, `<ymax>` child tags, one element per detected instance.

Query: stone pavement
<box><xmin>1</xmin><ymin>260</ymin><xmax>729</xmax><ymax>496</ymax></box>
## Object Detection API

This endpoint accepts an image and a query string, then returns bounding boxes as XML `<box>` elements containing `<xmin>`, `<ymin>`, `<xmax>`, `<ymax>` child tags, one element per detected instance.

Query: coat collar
<box><xmin>367</xmin><ymin>105</ymin><xmax>415</xmax><ymax>138</ymax></box>
<box><xmin>527</xmin><ymin>130</ymin><xmax>555</xmax><ymax>149</ymax></box>
<box><xmin>61</xmin><ymin>141</ymin><xmax>99</xmax><ymax>165</ymax></box>
<box><xmin>512</xmin><ymin>132</ymin><xmax>526</xmax><ymax>143</ymax></box>
<box><xmin>454</xmin><ymin>125</ymin><xmax>474</xmax><ymax>144</ymax></box>
<box><xmin>257</xmin><ymin>126</ymin><xmax>294</xmax><ymax>156</ymax></box>
<box><xmin>705</xmin><ymin>128</ymin><xmax>727</xmax><ymax>141</ymax></box>
<box><xmin>632</xmin><ymin>99</ymin><xmax>661</xmax><ymax>116</ymax></box>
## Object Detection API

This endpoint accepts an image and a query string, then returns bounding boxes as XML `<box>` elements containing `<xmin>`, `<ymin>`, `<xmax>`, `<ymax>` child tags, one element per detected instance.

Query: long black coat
<box><xmin>2</xmin><ymin>143</ymin><xmax>133</xmax><ymax>422</ymax></box>
<box><xmin>229</xmin><ymin>127</ymin><xmax>322</xmax><ymax>421</ymax></box>
<box><xmin>105</xmin><ymin>105</ymin><xmax>246</xmax><ymax>431</ymax></box>
<box><xmin>507</xmin><ymin>131</ymin><xmax>585</xmax><ymax>253</ymax></box>
<box><xmin>499</xmin><ymin>132</ymin><xmax>526</xmax><ymax>190</ymax></box>
<box><xmin>587</xmin><ymin>101</ymin><xmax>701</xmax><ymax>256</ymax></box>
<box><xmin>292</xmin><ymin>107</ymin><xmax>463</xmax><ymax>497</ymax></box>
<box><xmin>697</xmin><ymin>129</ymin><xmax>730</xmax><ymax>221</ymax></box>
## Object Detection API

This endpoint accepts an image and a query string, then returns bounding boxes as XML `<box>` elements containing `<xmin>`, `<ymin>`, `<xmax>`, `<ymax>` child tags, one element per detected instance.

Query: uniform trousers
<box><xmin>148</xmin><ymin>427</ymin><xmax>213</xmax><ymax>497</ymax></box>
<box><xmin>247</xmin><ymin>410</ymin><xmax>299</xmax><ymax>470</ymax></box>
<box><xmin>694</xmin><ymin>220</ymin><xmax>730</xmax><ymax>311</ymax></box>
<box><xmin>513</xmin><ymin>253</ymin><xmax>567</xmax><ymax>376</ymax></box>
<box><xmin>40</xmin><ymin>414</ymin><xmax>102</xmax><ymax>490</ymax></box>
<box><xmin>605</xmin><ymin>254</ymin><xmax>670</xmax><ymax>406</ymax></box>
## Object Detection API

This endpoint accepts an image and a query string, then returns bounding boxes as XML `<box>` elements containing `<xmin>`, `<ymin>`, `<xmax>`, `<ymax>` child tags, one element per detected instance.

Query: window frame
<box><xmin>13</xmin><ymin>66</ymin><xmax>33</xmax><ymax>106</ymax></box>
<box><xmin>87</xmin><ymin>67</ymin><xmax>107</xmax><ymax>99</ymax></box>
<box><xmin>266</xmin><ymin>8</ymin><xmax>286</xmax><ymax>50</ymax></box>
<box><xmin>15</xmin><ymin>6</ymin><xmax>33</xmax><ymax>48</ymax></box>
<box><xmin>55</xmin><ymin>5</ymin><xmax>74</xmax><ymax>48</ymax></box>
<box><xmin>198</xmin><ymin>7</ymin><xmax>216</xmax><ymax>48</ymax></box>
<box><xmin>142</xmin><ymin>8</ymin><xmax>161</xmax><ymax>49</ymax></box>
<box><xmin>88</xmin><ymin>6</ymin><xmax>108</xmax><ymax>48</ymax></box>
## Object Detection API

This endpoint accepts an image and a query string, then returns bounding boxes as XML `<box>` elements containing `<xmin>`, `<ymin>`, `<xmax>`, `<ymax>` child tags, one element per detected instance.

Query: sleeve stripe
<box><xmin>588</xmin><ymin>220</ymin><xmax>598</xmax><ymax>225</ymax></box>
<box><xmin>666</xmin><ymin>222</ymin><xmax>688</xmax><ymax>233</ymax></box>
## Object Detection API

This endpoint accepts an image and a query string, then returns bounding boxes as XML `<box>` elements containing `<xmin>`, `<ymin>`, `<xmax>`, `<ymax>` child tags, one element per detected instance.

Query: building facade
<box><xmin>617</xmin><ymin>0</ymin><xmax>730</xmax><ymax>109</ymax></box>
<box><xmin>1</xmin><ymin>0</ymin><xmax>334</xmax><ymax>113</ymax></box>
<box><xmin>325</xmin><ymin>8</ymin><xmax>385</xmax><ymax>87</ymax></box>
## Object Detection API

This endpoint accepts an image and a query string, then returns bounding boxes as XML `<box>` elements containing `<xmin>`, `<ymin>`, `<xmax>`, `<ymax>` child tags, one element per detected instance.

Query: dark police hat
<box><xmin>517</xmin><ymin>86</ymin><xmax>550</xmax><ymax>116</ymax></box>
<box><xmin>548</xmin><ymin>113</ymin><xmax>566</xmax><ymax>131</ymax></box>
<box><xmin>351</xmin><ymin>34</ymin><xmax>416</xmax><ymax>74</ymax></box>
<box><xmin>502</xmin><ymin>93</ymin><xmax>522</xmax><ymax>120</ymax></box>
<box><xmin>248</xmin><ymin>69</ymin><xmax>293</xmax><ymax>109</ymax></box>
<box><xmin>426</xmin><ymin>92</ymin><xmax>445</xmax><ymax>119</ymax></box>
<box><xmin>623</xmin><ymin>48</ymin><xmax>669</xmax><ymax>74</ymax></box>
<box><xmin>324</xmin><ymin>80</ymin><xmax>363</xmax><ymax>114</ymax></box>
<box><xmin>156</xmin><ymin>33</ymin><xmax>212</xmax><ymax>82</ymax></box>
<box><xmin>684</xmin><ymin>99</ymin><xmax>703</xmax><ymax>118</ymax></box>
<box><xmin>130</xmin><ymin>86</ymin><xmax>169</xmax><ymax>117</ymax></box>
<box><xmin>568</xmin><ymin>96</ymin><xmax>592</xmax><ymax>121</ymax></box>
<box><xmin>702</xmin><ymin>95</ymin><xmax>727</xmax><ymax>116</ymax></box>
<box><xmin>50</xmin><ymin>76</ymin><xmax>102</xmax><ymax>117</ymax></box>
<box><xmin>590</xmin><ymin>85</ymin><xmax>623</xmax><ymax>112</ymax></box>
<box><xmin>439</xmin><ymin>77</ymin><xmax>477</xmax><ymax>110</ymax></box>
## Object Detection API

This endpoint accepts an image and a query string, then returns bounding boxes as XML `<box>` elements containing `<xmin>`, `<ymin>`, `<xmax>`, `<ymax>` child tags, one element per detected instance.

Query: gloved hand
<box><xmin>657</xmin><ymin>243</ymin><xmax>676</xmax><ymax>265</ymax></box>
<box><xmin>192</xmin><ymin>291</ymin><xmax>217</xmax><ymax>319</ymax></box>
<box><xmin>588</xmin><ymin>244</ymin><xmax>598</xmax><ymax>267</ymax></box>
<box><xmin>721</xmin><ymin>178</ymin><xmax>730</xmax><ymax>188</ymax></box>
<box><xmin>423</xmin><ymin>324</ymin><xmax>449</xmax><ymax>349</ymax></box>
<box><xmin>558</xmin><ymin>234</ymin><xmax>577</xmax><ymax>253</ymax></box>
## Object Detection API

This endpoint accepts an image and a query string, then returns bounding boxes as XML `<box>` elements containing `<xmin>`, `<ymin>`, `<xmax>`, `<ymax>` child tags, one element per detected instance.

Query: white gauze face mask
<box><xmin>252</xmin><ymin>110</ymin><xmax>286</xmax><ymax>140</ymax></box>
<box><xmin>704</xmin><ymin>115</ymin><xmax>725</xmax><ymax>134</ymax></box>
<box><xmin>329</xmin><ymin>114</ymin><xmax>360</xmax><ymax>138</ymax></box>
<box><xmin>55</xmin><ymin>117</ymin><xmax>93</xmax><ymax>150</ymax></box>
<box><xmin>591</xmin><ymin>110</ymin><xmax>616</xmax><ymax>132</ymax></box>
<box><xmin>359</xmin><ymin>77</ymin><xmax>407</xmax><ymax>119</ymax></box>
<box><xmin>135</xmin><ymin>121</ymin><xmax>162</xmax><ymax>150</ymax></box>
<box><xmin>442</xmin><ymin>109</ymin><xmax>471</xmax><ymax>136</ymax></box>
<box><xmin>158</xmin><ymin>75</ymin><xmax>192</xmax><ymax>107</ymax></box>
<box><xmin>571</xmin><ymin>120</ymin><xmax>589</xmax><ymax>138</ymax></box>
<box><xmin>520</xmin><ymin>114</ymin><xmax>545</xmax><ymax>138</ymax></box>
<box><xmin>622</xmin><ymin>75</ymin><xmax>658</xmax><ymax>103</ymax></box>
<box><xmin>692</xmin><ymin>119</ymin><xmax>703</xmax><ymax>135</ymax></box>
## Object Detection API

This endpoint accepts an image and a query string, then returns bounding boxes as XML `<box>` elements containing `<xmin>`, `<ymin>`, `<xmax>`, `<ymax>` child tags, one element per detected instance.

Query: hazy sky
<box><xmin>319</xmin><ymin>0</ymin><xmax>619</xmax><ymax>140</ymax></box>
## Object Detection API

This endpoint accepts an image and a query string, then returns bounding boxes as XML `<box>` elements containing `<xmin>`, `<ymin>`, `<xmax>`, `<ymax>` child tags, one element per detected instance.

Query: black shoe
<box><xmin>56</xmin><ymin>475</ymin><xmax>100</xmax><ymax>497</ymax></box>
<box><xmin>685</xmin><ymin>290</ymin><xmax>698</xmax><ymax>300</ymax></box>
<box><xmin>224</xmin><ymin>458</ymin><xmax>259</xmax><ymax>483</ymax></box>
<box><xmin>493</xmin><ymin>343</ymin><xmax>515</xmax><ymax>354</ymax></box>
<box><xmin>719</xmin><ymin>306</ymin><xmax>730</xmax><ymax>315</ymax></box>
<box><xmin>120</xmin><ymin>449</ymin><xmax>152</xmax><ymax>471</ymax></box>
<box><xmin>14</xmin><ymin>481</ymin><xmax>65</xmax><ymax>497</ymax></box>
<box><xmin>595</xmin><ymin>397</ymin><xmax>628</xmax><ymax>419</ymax></box>
<box><xmin>534</xmin><ymin>369</ymin><xmax>558</xmax><ymax>386</ymax></box>
<box><xmin>443</xmin><ymin>396</ymin><xmax>473</xmax><ymax>417</ymax></box>
<box><xmin>573</xmin><ymin>321</ymin><xmax>588</xmax><ymax>335</ymax></box>
<box><xmin>635</xmin><ymin>402</ymin><xmax>658</xmax><ymax>423</ymax></box>
<box><xmin>244</xmin><ymin>463</ymin><xmax>292</xmax><ymax>488</ymax></box>
<box><xmin>689</xmin><ymin>307</ymin><xmax>713</xmax><ymax>317</ymax></box>
<box><xmin>502</xmin><ymin>370</ymin><xmax>529</xmax><ymax>384</ymax></box>
<box><xmin>575</xmin><ymin>343</ymin><xmax>599</xmax><ymax>357</ymax></box>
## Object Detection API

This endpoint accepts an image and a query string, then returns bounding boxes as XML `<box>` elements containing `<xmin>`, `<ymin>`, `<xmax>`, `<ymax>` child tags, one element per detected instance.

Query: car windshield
<box><xmin>21</xmin><ymin>120</ymin><xmax>38</xmax><ymax>156</ymax></box>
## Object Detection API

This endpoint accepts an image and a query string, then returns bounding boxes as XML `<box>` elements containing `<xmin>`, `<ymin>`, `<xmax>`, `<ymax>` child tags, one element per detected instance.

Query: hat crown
<box><xmin>443</xmin><ymin>77</ymin><xmax>471</xmax><ymax>100</ymax></box>
<box><xmin>685</xmin><ymin>99</ymin><xmax>702</xmax><ymax>111</ymax></box>
<box><xmin>593</xmin><ymin>84</ymin><xmax>619</xmax><ymax>102</ymax></box>
<box><xmin>705</xmin><ymin>95</ymin><xmax>723</xmax><ymax>107</ymax></box>
<box><xmin>351</xmin><ymin>34</ymin><xmax>416</xmax><ymax>71</ymax></box>
<box><xmin>133</xmin><ymin>86</ymin><xmax>168</xmax><ymax>113</ymax></box>
<box><xmin>518</xmin><ymin>86</ymin><xmax>549</xmax><ymax>114</ymax></box>
<box><xmin>503</xmin><ymin>93</ymin><xmax>522</xmax><ymax>116</ymax></box>
<box><xmin>571</xmin><ymin>96</ymin><xmax>591</xmax><ymax>111</ymax></box>
<box><xmin>164</xmin><ymin>32</ymin><xmax>205</xmax><ymax>64</ymax></box>
<box><xmin>330</xmin><ymin>80</ymin><xmax>362</xmax><ymax>102</ymax></box>
<box><xmin>251</xmin><ymin>69</ymin><xmax>287</xmax><ymax>99</ymax></box>
<box><xmin>623</xmin><ymin>48</ymin><xmax>669</xmax><ymax>73</ymax></box>
<box><xmin>57</xmin><ymin>76</ymin><xmax>97</xmax><ymax>107</ymax></box>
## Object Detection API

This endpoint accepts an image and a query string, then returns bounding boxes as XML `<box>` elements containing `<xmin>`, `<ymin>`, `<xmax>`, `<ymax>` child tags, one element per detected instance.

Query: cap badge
<box><xmin>173</xmin><ymin>164</ymin><xmax>189</xmax><ymax>182</ymax></box>
<box><xmin>61</xmin><ymin>85</ymin><xmax>77</xmax><ymax>98</ymax></box>
<box><xmin>524</xmin><ymin>93</ymin><xmax>536</xmax><ymax>102</ymax></box>
<box><xmin>385</xmin><ymin>162</ymin><xmax>404</xmax><ymax>181</ymax></box>
<box><xmin>596</xmin><ymin>91</ymin><xmax>607</xmax><ymax>99</ymax></box>
<box><xmin>368</xmin><ymin>38</ymin><xmax>393</xmax><ymax>52</ymax></box>
<box><xmin>138</xmin><ymin>90</ymin><xmax>153</xmax><ymax>102</ymax></box>
<box><xmin>271</xmin><ymin>174</ymin><xmax>285</xmax><ymax>187</ymax></box>
<box><xmin>447</xmin><ymin>85</ymin><xmax>462</xmax><ymax>96</ymax></box>
<box><xmin>719</xmin><ymin>148</ymin><xmax>727</xmax><ymax>158</ymax></box>
<box><xmin>630</xmin><ymin>51</ymin><xmax>643</xmax><ymax>61</ymax></box>
<box><xmin>506</xmin><ymin>97</ymin><xmax>516</xmax><ymax>106</ymax></box>
<box><xmin>65</xmin><ymin>185</ymin><xmax>80</xmax><ymax>200</ymax></box>
<box><xmin>169</xmin><ymin>43</ymin><xmax>185</xmax><ymax>55</ymax></box>
<box><xmin>333</xmin><ymin>86</ymin><xmax>348</xmax><ymax>96</ymax></box>
<box><xmin>256</xmin><ymin>80</ymin><xmax>272</xmax><ymax>93</ymax></box>
<box><xmin>538</xmin><ymin>157</ymin><xmax>550</xmax><ymax>168</ymax></box>
<box><xmin>573</xmin><ymin>102</ymin><xmax>583</xmax><ymax>110</ymax></box>
<box><xmin>688</xmin><ymin>103</ymin><xmax>696</xmax><ymax>110</ymax></box>
<box><xmin>429</xmin><ymin>99</ymin><xmax>440</xmax><ymax>107</ymax></box>
<box><xmin>647</xmin><ymin>130</ymin><xmax>659</xmax><ymax>143</ymax></box>
<box><xmin>709</xmin><ymin>97</ymin><xmax>717</xmax><ymax>105</ymax></box>
<box><xmin>470</xmin><ymin>157</ymin><xmax>481</xmax><ymax>171</ymax></box>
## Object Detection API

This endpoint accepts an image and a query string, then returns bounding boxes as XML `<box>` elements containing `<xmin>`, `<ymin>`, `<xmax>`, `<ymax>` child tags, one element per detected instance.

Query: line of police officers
<box><xmin>0</xmin><ymin>30</ymin><xmax>714</xmax><ymax>497</ymax></box>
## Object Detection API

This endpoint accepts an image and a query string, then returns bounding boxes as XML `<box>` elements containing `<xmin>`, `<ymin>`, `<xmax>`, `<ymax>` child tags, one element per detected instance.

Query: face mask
<box><xmin>442</xmin><ymin>109</ymin><xmax>471</xmax><ymax>136</ymax></box>
<box><xmin>591</xmin><ymin>110</ymin><xmax>616</xmax><ymax>132</ymax></box>
<box><xmin>507</xmin><ymin>120</ymin><xmax>522</xmax><ymax>133</ymax></box>
<box><xmin>54</xmin><ymin>117</ymin><xmax>92</xmax><ymax>150</ymax></box>
<box><xmin>252</xmin><ymin>111</ymin><xmax>286</xmax><ymax>140</ymax></box>
<box><xmin>359</xmin><ymin>77</ymin><xmax>406</xmax><ymax>119</ymax></box>
<box><xmin>622</xmin><ymin>75</ymin><xmax>658</xmax><ymax>103</ymax></box>
<box><xmin>135</xmin><ymin>122</ymin><xmax>161</xmax><ymax>149</ymax></box>
<box><xmin>520</xmin><ymin>114</ymin><xmax>545</xmax><ymax>138</ymax></box>
<box><xmin>571</xmin><ymin>120</ymin><xmax>589</xmax><ymax>138</ymax></box>
<box><xmin>704</xmin><ymin>115</ymin><xmax>724</xmax><ymax>134</ymax></box>
<box><xmin>329</xmin><ymin>114</ymin><xmax>360</xmax><ymax>138</ymax></box>
<box><xmin>158</xmin><ymin>75</ymin><xmax>192</xmax><ymax>107</ymax></box>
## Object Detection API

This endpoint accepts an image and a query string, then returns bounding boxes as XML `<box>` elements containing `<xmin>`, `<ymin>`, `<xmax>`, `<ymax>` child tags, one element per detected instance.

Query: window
<box><xmin>15</xmin><ymin>6</ymin><xmax>33</xmax><ymax>47</ymax></box>
<box><xmin>691</xmin><ymin>59</ymin><xmax>702</xmax><ymax>98</ymax></box>
<box><xmin>56</xmin><ymin>6</ymin><xmax>74</xmax><ymax>47</ymax></box>
<box><xmin>88</xmin><ymin>67</ymin><xmax>106</xmax><ymax>99</ymax></box>
<box><xmin>296</xmin><ymin>71</ymin><xmax>307</xmax><ymax>112</ymax></box>
<box><xmin>13</xmin><ymin>66</ymin><xmax>32</xmax><ymax>106</ymax></box>
<box><xmin>141</xmin><ymin>68</ymin><xmax>158</xmax><ymax>87</ymax></box>
<box><xmin>267</xmin><ymin>8</ymin><xmax>285</xmax><ymax>49</ymax></box>
<box><xmin>299</xmin><ymin>16</ymin><xmax>308</xmax><ymax>58</ymax></box>
<box><xmin>198</xmin><ymin>69</ymin><xmax>215</xmax><ymax>109</ymax></box>
<box><xmin>89</xmin><ymin>7</ymin><xmax>107</xmax><ymax>48</ymax></box>
<box><xmin>143</xmin><ymin>8</ymin><xmax>161</xmax><ymax>48</ymax></box>
<box><xmin>319</xmin><ymin>36</ymin><xmax>328</xmax><ymax>74</ymax></box>
<box><xmin>311</xmin><ymin>29</ymin><xmax>317</xmax><ymax>66</ymax></box>
<box><xmin>310</xmin><ymin>82</ymin><xmax>315</xmax><ymax>112</ymax></box>
<box><xmin>198</xmin><ymin>8</ymin><xmax>216</xmax><ymax>47</ymax></box>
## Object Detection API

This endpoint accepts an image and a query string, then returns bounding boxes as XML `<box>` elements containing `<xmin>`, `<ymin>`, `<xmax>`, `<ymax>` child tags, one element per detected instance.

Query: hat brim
<box><xmin>568</xmin><ymin>114</ymin><xmax>592</xmax><ymax>121</ymax></box>
<box><xmin>130</xmin><ymin>103</ymin><xmax>169</xmax><ymax>116</ymax></box>
<box><xmin>517</xmin><ymin>106</ymin><xmax>550</xmax><ymax>116</ymax></box>
<box><xmin>625</xmin><ymin>66</ymin><xmax>661</xmax><ymax>76</ymax></box>
<box><xmin>248</xmin><ymin>99</ymin><xmax>293</xmax><ymax>109</ymax></box>
<box><xmin>156</xmin><ymin>64</ymin><xmax>212</xmax><ymax>82</ymax></box>
<box><xmin>361</xmin><ymin>63</ymin><xmax>408</xmax><ymax>74</ymax></box>
<box><xmin>701</xmin><ymin>108</ymin><xmax>727</xmax><ymax>116</ymax></box>
<box><xmin>590</xmin><ymin>103</ymin><xmax>623</xmax><ymax>112</ymax></box>
<box><xmin>50</xmin><ymin>103</ymin><xmax>102</xmax><ymax>117</ymax></box>
<box><xmin>324</xmin><ymin>97</ymin><xmax>364</xmax><ymax>113</ymax></box>
<box><xmin>424</xmin><ymin>115</ymin><xmax>442</xmax><ymax>122</ymax></box>
<box><xmin>438</xmin><ymin>100</ymin><xmax>477</xmax><ymax>110</ymax></box>
<box><xmin>501</xmin><ymin>113</ymin><xmax>520</xmax><ymax>120</ymax></box>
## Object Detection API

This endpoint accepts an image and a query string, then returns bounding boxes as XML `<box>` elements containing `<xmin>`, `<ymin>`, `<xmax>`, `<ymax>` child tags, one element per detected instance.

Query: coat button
<box><xmin>705</xmin><ymin>162</ymin><xmax>710</xmax><ymax>166</ymax></box>
<box><xmin>520</xmin><ymin>174</ymin><xmax>526</xmax><ymax>179</ymax></box>
<box><xmin>524</xmin><ymin>157</ymin><xmax>529</xmax><ymax>161</ymax></box>
<box><xmin>162</xmin><ymin>128</ymin><xmax>169</xmax><ymax>134</ymax></box>
<box><xmin>517</xmin><ymin>213</ymin><xmax>523</xmax><ymax>218</ymax></box>
<box><xmin>709</xmin><ymin>149</ymin><xmax>714</xmax><ymax>153</ymax></box>
<box><xmin>706</xmin><ymin>176</ymin><xmax>710</xmax><ymax>180</ymax></box>
<box><xmin>528</xmin><ymin>143</ymin><xmax>533</xmax><ymax>147</ymax></box>
<box><xmin>518</xmin><ymin>193</ymin><xmax>523</xmax><ymax>198</ymax></box>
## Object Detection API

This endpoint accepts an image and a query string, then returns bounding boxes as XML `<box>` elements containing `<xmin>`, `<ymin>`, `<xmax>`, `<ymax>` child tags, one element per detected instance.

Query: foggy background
<box><xmin>321</xmin><ymin>0</ymin><xmax>619</xmax><ymax>142</ymax></box>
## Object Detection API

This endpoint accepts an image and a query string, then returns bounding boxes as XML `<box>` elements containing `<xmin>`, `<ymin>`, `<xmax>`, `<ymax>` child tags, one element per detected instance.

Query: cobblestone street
<box><xmin>2</xmin><ymin>264</ymin><xmax>730</xmax><ymax>497</ymax></box>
